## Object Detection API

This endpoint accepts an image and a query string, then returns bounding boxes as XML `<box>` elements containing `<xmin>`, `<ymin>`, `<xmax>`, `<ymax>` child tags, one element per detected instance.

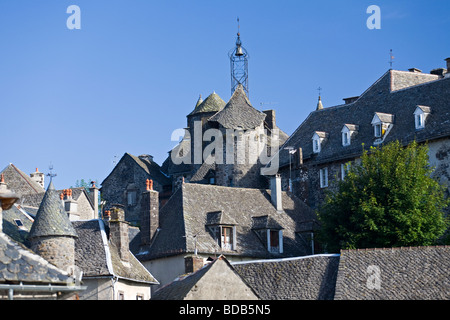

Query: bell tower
<box><xmin>229</xmin><ymin>18</ymin><xmax>249</xmax><ymax>96</ymax></box>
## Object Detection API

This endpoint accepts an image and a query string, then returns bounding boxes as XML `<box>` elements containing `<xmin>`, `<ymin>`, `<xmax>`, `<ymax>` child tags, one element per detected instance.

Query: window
<box><xmin>342</xmin><ymin>131</ymin><xmax>350</xmax><ymax>146</ymax></box>
<box><xmin>414</xmin><ymin>106</ymin><xmax>430</xmax><ymax>130</ymax></box>
<box><xmin>341</xmin><ymin>163</ymin><xmax>350</xmax><ymax>180</ymax></box>
<box><xmin>221</xmin><ymin>227</ymin><xmax>233</xmax><ymax>250</ymax></box>
<box><xmin>312</xmin><ymin>131</ymin><xmax>327</xmax><ymax>153</ymax></box>
<box><xmin>319</xmin><ymin>167</ymin><xmax>328</xmax><ymax>188</ymax></box>
<box><xmin>136</xmin><ymin>294</ymin><xmax>144</xmax><ymax>300</ymax></box>
<box><xmin>374</xmin><ymin>123</ymin><xmax>382</xmax><ymax>138</ymax></box>
<box><xmin>267</xmin><ymin>230</ymin><xmax>283</xmax><ymax>253</ymax></box>
<box><xmin>127</xmin><ymin>191</ymin><xmax>137</xmax><ymax>206</ymax></box>
<box><xmin>117</xmin><ymin>291</ymin><xmax>125</xmax><ymax>300</ymax></box>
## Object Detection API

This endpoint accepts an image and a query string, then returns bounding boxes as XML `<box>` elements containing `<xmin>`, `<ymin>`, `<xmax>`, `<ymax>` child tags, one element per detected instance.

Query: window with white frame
<box><xmin>319</xmin><ymin>167</ymin><xmax>328</xmax><ymax>188</ymax></box>
<box><xmin>371</xmin><ymin>112</ymin><xmax>394</xmax><ymax>141</ymax></box>
<box><xmin>341</xmin><ymin>124</ymin><xmax>358</xmax><ymax>147</ymax></box>
<box><xmin>267</xmin><ymin>229</ymin><xmax>283</xmax><ymax>253</ymax></box>
<box><xmin>414</xmin><ymin>106</ymin><xmax>430</xmax><ymax>130</ymax></box>
<box><xmin>312</xmin><ymin>131</ymin><xmax>327</xmax><ymax>153</ymax></box>
<box><xmin>211</xmin><ymin>225</ymin><xmax>236</xmax><ymax>251</ymax></box>
<box><xmin>341</xmin><ymin>163</ymin><xmax>350</xmax><ymax>180</ymax></box>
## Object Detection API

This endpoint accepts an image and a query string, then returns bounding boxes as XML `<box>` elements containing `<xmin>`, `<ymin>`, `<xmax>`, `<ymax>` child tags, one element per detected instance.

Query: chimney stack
<box><xmin>109</xmin><ymin>206</ymin><xmax>129</xmax><ymax>263</ymax></box>
<box><xmin>89</xmin><ymin>181</ymin><xmax>99</xmax><ymax>219</ymax></box>
<box><xmin>140</xmin><ymin>179</ymin><xmax>159</xmax><ymax>246</ymax></box>
<box><xmin>30</xmin><ymin>168</ymin><xmax>45</xmax><ymax>189</ymax></box>
<box><xmin>270</xmin><ymin>174</ymin><xmax>283</xmax><ymax>212</ymax></box>
<box><xmin>62</xmin><ymin>189</ymin><xmax>79</xmax><ymax>220</ymax></box>
<box><xmin>446</xmin><ymin>58</ymin><xmax>450</xmax><ymax>74</ymax></box>
<box><xmin>0</xmin><ymin>174</ymin><xmax>19</xmax><ymax>233</ymax></box>
<box><xmin>263</xmin><ymin>110</ymin><xmax>276</xmax><ymax>130</ymax></box>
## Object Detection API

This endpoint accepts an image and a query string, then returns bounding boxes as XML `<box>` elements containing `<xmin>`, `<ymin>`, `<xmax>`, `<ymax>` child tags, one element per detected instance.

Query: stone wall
<box><xmin>30</xmin><ymin>236</ymin><xmax>75</xmax><ymax>272</ymax></box>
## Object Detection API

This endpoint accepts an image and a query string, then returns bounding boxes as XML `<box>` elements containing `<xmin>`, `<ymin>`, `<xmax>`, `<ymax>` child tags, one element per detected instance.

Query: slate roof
<box><xmin>101</xmin><ymin>153</ymin><xmax>171</xmax><ymax>188</ymax></box>
<box><xmin>137</xmin><ymin>182</ymin><xmax>317</xmax><ymax>260</ymax></box>
<box><xmin>0</xmin><ymin>164</ymin><xmax>44</xmax><ymax>196</ymax></box>
<box><xmin>208</xmin><ymin>84</ymin><xmax>266</xmax><ymax>130</ymax></box>
<box><xmin>28</xmin><ymin>182</ymin><xmax>78</xmax><ymax>240</ymax></box>
<box><xmin>276</xmin><ymin>69</ymin><xmax>450</xmax><ymax>167</ymax></box>
<box><xmin>188</xmin><ymin>92</ymin><xmax>226</xmax><ymax>116</ymax></box>
<box><xmin>73</xmin><ymin>219</ymin><xmax>158</xmax><ymax>284</ymax></box>
<box><xmin>2</xmin><ymin>204</ymin><xmax>34</xmax><ymax>246</ymax></box>
<box><xmin>232</xmin><ymin>254</ymin><xmax>340</xmax><ymax>300</ymax></box>
<box><xmin>0</xmin><ymin>233</ymin><xmax>71</xmax><ymax>285</ymax></box>
<box><xmin>151</xmin><ymin>255</ymin><xmax>258</xmax><ymax>300</ymax></box>
<box><xmin>334</xmin><ymin>246</ymin><xmax>450</xmax><ymax>300</ymax></box>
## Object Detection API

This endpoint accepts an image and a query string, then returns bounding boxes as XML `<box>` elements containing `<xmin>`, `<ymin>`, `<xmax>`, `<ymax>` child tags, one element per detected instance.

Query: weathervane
<box><xmin>47</xmin><ymin>163</ymin><xmax>57</xmax><ymax>183</ymax></box>
<box><xmin>389</xmin><ymin>49</ymin><xmax>394</xmax><ymax>69</ymax></box>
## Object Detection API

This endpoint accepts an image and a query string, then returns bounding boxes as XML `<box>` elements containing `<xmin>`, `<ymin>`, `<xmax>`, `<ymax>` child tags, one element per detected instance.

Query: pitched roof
<box><xmin>151</xmin><ymin>256</ymin><xmax>258</xmax><ymax>300</ymax></box>
<box><xmin>73</xmin><ymin>219</ymin><xmax>158</xmax><ymax>284</ymax></box>
<box><xmin>0</xmin><ymin>164</ymin><xmax>44</xmax><ymax>196</ymax></box>
<box><xmin>208</xmin><ymin>84</ymin><xmax>266</xmax><ymax>130</ymax></box>
<box><xmin>276</xmin><ymin>70</ymin><xmax>450</xmax><ymax>167</ymax></box>
<box><xmin>232</xmin><ymin>254</ymin><xmax>340</xmax><ymax>300</ymax></box>
<box><xmin>334</xmin><ymin>246</ymin><xmax>450</xmax><ymax>300</ymax></box>
<box><xmin>137</xmin><ymin>182</ymin><xmax>317</xmax><ymax>260</ymax></box>
<box><xmin>189</xmin><ymin>92</ymin><xmax>226</xmax><ymax>116</ymax></box>
<box><xmin>28</xmin><ymin>182</ymin><xmax>78</xmax><ymax>239</ymax></box>
<box><xmin>0</xmin><ymin>233</ymin><xmax>71</xmax><ymax>285</ymax></box>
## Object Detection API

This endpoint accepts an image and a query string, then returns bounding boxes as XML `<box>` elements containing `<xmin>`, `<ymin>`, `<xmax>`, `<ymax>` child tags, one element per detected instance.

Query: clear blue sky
<box><xmin>1</xmin><ymin>0</ymin><xmax>449</xmax><ymax>190</ymax></box>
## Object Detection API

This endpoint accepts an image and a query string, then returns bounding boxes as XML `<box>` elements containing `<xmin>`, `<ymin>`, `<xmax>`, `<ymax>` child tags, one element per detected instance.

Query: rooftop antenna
<box><xmin>47</xmin><ymin>163</ymin><xmax>57</xmax><ymax>183</ymax></box>
<box><xmin>389</xmin><ymin>49</ymin><xmax>394</xmax><ymax>69</ymax></box>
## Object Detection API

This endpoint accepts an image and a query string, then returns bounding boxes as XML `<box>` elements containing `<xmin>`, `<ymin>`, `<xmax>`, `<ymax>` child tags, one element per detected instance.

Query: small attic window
<box><xmin>312</xmin><ymin>131</ymin><xmax>327</xmax><ymax>153</ymax></box>
<box><xmin>371</xmin><ymin>112</ymin><xmax>394</xmax><ymax>143</ymax></box>
<box><xmin>14</xmin><ymin>219</ymin><xmax>27</xmax><ymax>231</ymax></box>
<box><xmin>414</xmin><ymin>106</ymin><xmax>431</xmax><ymax>130</ymax></box>
<box><xmin>341</xmin><ymin>124</ymin><xmax>358</xmax><ymax>147</ymax></box>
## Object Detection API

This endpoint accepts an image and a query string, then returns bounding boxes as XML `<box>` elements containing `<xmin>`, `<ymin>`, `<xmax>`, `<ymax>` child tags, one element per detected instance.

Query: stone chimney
<box><xmin>270</xmin><ymin>174</ymin><xmax>282</xmax><ymax>211</ymax></box>
<box><xmin>140</xmin><ymin>179</ymin><xmax>159</xmax><ymax>246</ymax></box>
<box><xmin>30</xmin><ymin>168</ymin><xmax>45</xmax><ymax>189</ymax></box>
<box><xmin>184</xmin><ymin>255</ymin><xmax>204</xmax><ymax>274</ymax></box>
<box><xmin>89</xmin><ymin>181</ymin><xmax>99</xmax><ymax>219</ymax></box>
<box><xmin>109</xmin><ymin>206</ymin><xmax>129</xmax><ymax>263</ymax></box>
<box><xmin>62</xmin><ymin>189</ymin><xmax>79</xmax><ymax>220</ymax></box>
<box><xmin>263</xmin><ymin>110</ymin><xmax>276</xmax><ymax>130</ymax></box>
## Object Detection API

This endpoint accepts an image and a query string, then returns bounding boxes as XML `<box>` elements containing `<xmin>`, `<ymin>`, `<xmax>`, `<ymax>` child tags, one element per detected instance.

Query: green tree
<box><xmin>318</xmin><ymin>140</ymin><xmax>449</xmax><ymax>252</ymax></box>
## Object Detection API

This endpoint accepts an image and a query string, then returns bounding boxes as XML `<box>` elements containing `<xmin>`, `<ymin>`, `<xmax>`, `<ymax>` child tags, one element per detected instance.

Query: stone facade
<box><xmin>30</xmin><ymin>236</ymin><xmax>76</xmax><ymax>272</ymax></box>
<box><xmin>276</xmin><ymin>62</ymin><xmax>450</xmax><ymax>212</ymax></box>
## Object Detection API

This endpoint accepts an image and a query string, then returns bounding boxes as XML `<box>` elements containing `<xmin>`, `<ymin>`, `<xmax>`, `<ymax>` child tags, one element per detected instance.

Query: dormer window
<box><xmin>206</xmin><ymin>211</ymin><xmax>237</xmax><ymax>251</ymax></box>
<box><xmin>341</xmin><ymin>124</ymin><xmax>359</xmax><ymax>146</ymax></box>
<box><xmin>251</xmin><ymin>216</ymin><xmax>284</xmax><ymax>254</ymax></box>
<box><xmin>371</xmin><ymin>112</ymin><xmax>394</xmax><ymax>144</ymax></box>
<box><xmin>414</xmin><ymin>105</ymin><xmax>431</xmax><ymax>130</ymax></box>
<box><xmin>312</xmin><ymin>131</ymin><xmax>328</xmax><ymax>153</ymax></box>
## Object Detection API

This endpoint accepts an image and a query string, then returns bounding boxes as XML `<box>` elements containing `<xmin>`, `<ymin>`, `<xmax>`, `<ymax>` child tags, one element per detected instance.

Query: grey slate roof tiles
<box><xmin>138</xmin><ymin>182</ymin><xmax>317</xmax><ymax>260</ymax></box>
<box><xmin>0</xmin><ymin>233</ymin><xmax>70</xmax><ymax>285</ymax></box>
<box><xmin>208</xmin><ymin>84</ymin><xmax>266</xmax><ymax>130</ymax></box>
<box><xmin>28</xmin><ymin>182</ymin><xmax>78</xmax><ymax>239</ymax></box>
<box><xmin>233</xmin><ymin>254</ymin><xmax>340</xmax><ymax>300</ymax></box>
<box><xmin>277</xmin><ymin>70</ymin><xmax>450</xmax><ymax>167</ymax></box>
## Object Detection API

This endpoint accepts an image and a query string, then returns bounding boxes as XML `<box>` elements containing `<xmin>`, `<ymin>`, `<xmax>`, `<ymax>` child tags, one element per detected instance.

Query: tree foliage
<box><xmin>318</xmin><ymin>140</ymin><xmax>449</xmax><ymax>252</ymax></box>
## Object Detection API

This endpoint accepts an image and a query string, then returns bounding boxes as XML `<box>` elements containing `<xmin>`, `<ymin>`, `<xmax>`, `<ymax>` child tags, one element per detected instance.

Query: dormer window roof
<box><xmin>312</xmin><ymin>131</ymin><xmax>328</xmax><ymax>153</ymax></box>
<box><xmin>371</xmin><ymin>112</ymin><xmax>394</xmax><ymax>143</ymax></box>
<box><xmin>414</xmin><ymin>105</ymin><xmax>431</xmax><ymax>130</ymax></box>
<box><xmin>341</xmin><ymin>124</ymin><xmax>359</xmax><ymax>147</ymax></box>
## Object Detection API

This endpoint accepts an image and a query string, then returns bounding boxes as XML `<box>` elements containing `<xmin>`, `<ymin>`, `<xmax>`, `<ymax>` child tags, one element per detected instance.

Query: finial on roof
<box><xmin>316</xmin><ymin>87</ymin><xmax>324</xmax><ymax>110</ymax></box>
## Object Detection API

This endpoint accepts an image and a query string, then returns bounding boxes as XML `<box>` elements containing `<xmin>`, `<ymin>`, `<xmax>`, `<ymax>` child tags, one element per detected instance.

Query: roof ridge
<box><xmin>340</xmin><ymin>245</ymin><xmax>449</xmax><ymax>253</ymax></box>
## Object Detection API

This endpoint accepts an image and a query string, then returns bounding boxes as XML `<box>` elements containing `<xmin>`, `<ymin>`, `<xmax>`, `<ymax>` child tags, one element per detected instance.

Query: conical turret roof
<box><xmin>189</xmin><ymin>92</ymin><xmax>226</xmax><ymax>116</ymax></box>
<box><xmin>208</xmin><ymin>84</ymin><xmax>266</xmax><ymax>130</ymax></box>
<box><xmin>28</xmin><ymin>182</ymin><xmax>77</xmax><ymax>239</ymax></box>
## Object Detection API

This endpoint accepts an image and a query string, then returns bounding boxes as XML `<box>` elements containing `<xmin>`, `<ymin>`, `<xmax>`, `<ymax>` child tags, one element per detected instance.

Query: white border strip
<box><xmin>230</xmin><ymin>253</ymin><xmax>340</xmax><ymax>266</ymax></box>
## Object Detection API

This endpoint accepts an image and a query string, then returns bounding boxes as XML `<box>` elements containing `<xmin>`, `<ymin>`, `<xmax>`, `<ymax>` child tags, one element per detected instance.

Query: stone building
<box><xmin>273</xmin><ymin>58</ymin><xmax>450</xmax><ymax>210</ymax></box>
<box><xmin>164</xmin><ymin>84</ymin><xmax>289</xmax><ymax>190</ymax></box>
<box><xmin>135</xmin><ymin>175</ymin><xmax>317</xmax><ymax>292</ymax></box>
<box><xmin>100</xmin><ymin>153</ymin><xmax>172</xmax><ymax>225</ymax></box>
<box><xmin>151</xmin><ymin>255</ymin><xmax>258</xmax><ymax>300</ymax></box>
